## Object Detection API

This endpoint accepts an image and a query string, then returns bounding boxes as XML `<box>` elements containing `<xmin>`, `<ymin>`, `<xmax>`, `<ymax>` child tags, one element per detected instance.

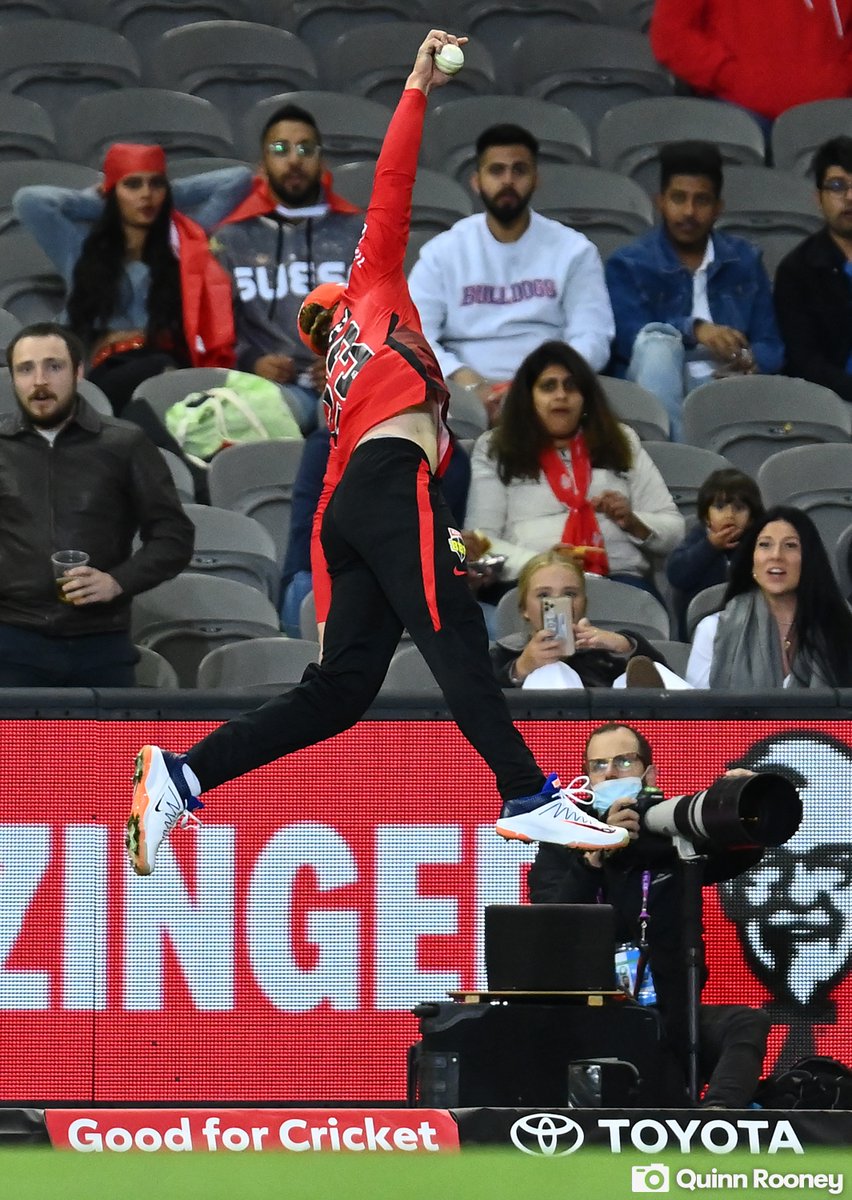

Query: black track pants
<box><xmin>186</xmin><ymin>439</ymin><xmax>546</xmax><ymax>802</ymax></box>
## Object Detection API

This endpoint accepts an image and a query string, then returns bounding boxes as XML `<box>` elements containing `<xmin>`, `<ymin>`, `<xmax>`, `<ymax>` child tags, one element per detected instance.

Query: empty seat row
<box><xmin>0</xmin><ymin>19</ymin><xmax>665</xmax><ymax>127</ymax></box>
<box><xmin>1</xmin><ymin>1</ymin><xmax>657</xmax><ymax>60</ymax></box>
<box><xmin>0</xmin><ymin>15</ymin><xmax>844</xmax><ymax>169</ymax></box>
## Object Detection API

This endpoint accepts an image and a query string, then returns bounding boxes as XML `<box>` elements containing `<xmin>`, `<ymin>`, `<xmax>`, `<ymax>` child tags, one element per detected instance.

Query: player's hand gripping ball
<box><xmin>434</xmin><ymin>43</ymin><xmax>465</xmax><ymax>75</ymax></box>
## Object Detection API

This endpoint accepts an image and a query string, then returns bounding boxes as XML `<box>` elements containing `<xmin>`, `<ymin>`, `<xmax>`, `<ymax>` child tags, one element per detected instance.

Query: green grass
<box><xmin>5</xmin><ymin>1147</ymin><xmax>852</xmax><ymax>1200</ymax></box>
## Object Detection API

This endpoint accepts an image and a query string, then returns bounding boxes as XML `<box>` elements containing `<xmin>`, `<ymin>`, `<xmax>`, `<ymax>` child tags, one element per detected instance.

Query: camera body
<box><xmin>633</xmin><ymin>784</ymin><xmax>665</xmax><ymax>821</ymax></box>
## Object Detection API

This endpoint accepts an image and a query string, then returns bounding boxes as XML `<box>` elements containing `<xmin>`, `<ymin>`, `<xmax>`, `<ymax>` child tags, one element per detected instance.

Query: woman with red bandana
<box><xmin>127</xmin><ymin>29</ymin><xmax>629</xmax><ymax>877</ymax></box>
<box><xmin>14</xmin><ymin>144</ymin><xmax>250</xmax><ymax>412</ymax></box>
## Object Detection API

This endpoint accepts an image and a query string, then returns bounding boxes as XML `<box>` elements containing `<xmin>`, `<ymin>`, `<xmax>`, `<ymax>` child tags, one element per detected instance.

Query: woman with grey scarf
<box><xmin>686</xmin><ymin>506</ymin><xmax>852</xmax><ymax>688</ymax></box>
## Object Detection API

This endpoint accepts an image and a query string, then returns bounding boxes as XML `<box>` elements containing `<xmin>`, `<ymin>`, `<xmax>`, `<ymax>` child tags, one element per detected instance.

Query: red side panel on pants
<box><xmin>416</xmin><ymin>460</ymin><xmax>441</xmax><ymax>632</ymax></box>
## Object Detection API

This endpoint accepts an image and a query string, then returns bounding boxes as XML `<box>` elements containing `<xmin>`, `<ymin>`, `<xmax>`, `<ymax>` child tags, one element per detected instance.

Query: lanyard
<box><xmin>638</xmin><ymin>869</ymin><xmax>651</xmax><ymax>950</ymax></box>
<box><xmin>596</xmin><ymin>868</ymin><xmax>652</xmax><ymax>940</ymax></box>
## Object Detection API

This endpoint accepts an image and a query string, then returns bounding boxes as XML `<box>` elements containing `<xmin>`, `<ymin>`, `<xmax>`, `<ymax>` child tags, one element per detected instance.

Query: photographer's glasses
<box><xmin>586</xmin><ymin>752</ymin><xmax>644</xmax><ymax>775</ymax></box>
<box><xmin>266</xmin><ymin>140</ymin><xmax>321</xmax><ymax>159</ymax></box>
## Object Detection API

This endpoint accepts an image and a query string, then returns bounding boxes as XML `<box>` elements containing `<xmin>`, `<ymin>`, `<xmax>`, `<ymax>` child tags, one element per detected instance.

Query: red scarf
<box><xmin>217</xmin><ymin>170</ymin><xmax>360</xmax><ymax>226</ymax></box>
<box><xmin>540</xmin><ymin>434</ymin><xmax>609</xmax><ymax>576</ymax></box>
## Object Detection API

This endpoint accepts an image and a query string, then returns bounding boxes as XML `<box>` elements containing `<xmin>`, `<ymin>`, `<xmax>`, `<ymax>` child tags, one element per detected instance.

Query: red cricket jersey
<box><xmin>310</xmin><ymin>87</ymin><xmax>452</xmax><ymax>622</ymax></box>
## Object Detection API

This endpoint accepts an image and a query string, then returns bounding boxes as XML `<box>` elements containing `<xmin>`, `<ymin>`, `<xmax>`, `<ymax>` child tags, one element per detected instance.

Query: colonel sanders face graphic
<box><xmin>720</xmin><ymin>731</ymin><xmax>852</xmax><ymax>1011</ymax></box>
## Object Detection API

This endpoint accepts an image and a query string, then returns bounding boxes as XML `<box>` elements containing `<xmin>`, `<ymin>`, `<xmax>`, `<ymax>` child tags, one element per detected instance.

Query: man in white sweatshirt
<box><xmin>408</xmin><ymin>123</ymin><xmax>615</xmax><ymax>422</ymax></box>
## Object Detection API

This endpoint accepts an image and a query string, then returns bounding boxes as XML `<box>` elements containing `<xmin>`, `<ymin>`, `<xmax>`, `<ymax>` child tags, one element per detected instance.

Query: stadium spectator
<box><xmin>774</xmin><ymin>136</ymin><xmax>852</xmax><ymax>404</ymax></box>
<box><xmin>0</xmin><ymin>323</ymin><xmax>193</xmax><ymax>686</ymax></box>
<box><xmin>211</xmin><ymin>103</ymin><xmax>364</xmax><ymax>433</ymax></box>
<box><xmin>666</xmin><ymin>467</ymin><xmax>764</xmax><ymax>638</ymax></box>
<box><xmin>464</xmin><ymin>340</ymin><xmax>683</xmax><ymax>598</ymax></box>
<box><xmin>408</xmin><ymin>123</ymin><xmax>614</xmax><ymax>424</ymax></box>
<box><xmin>13</xmin><ymin>145</ymin><xmax>250</xmax><ymax>413</ymax></box>
<box><xmin>490</xmin><ymin>550</ymin><xmax>667</xmax><ymax>689</ymax></box>
<box><xmin>650</xmin><ymin>0</ymin><xmax>852</xmax><ymax>128</ymax></box>
<box><xmin>606</xmin><ymin>141</ymin><xmax>783</xmax><ymax>441</ymax></box>
<box><xmin>686</xmin><ymin>506</ymin><xmax>852</xmax><ymax>688</ymax></box>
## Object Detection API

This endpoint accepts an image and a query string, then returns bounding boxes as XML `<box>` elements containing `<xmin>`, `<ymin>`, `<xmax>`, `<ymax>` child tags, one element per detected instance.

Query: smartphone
<box><xmin>541</xmin><ymin>595</ymin><xmax>575</xmax><ymax>655</ymax></box>
<box><xmin>468</xmin><ymin>554</ymin><xmax>506</xmax><ymax>578</ymax></box>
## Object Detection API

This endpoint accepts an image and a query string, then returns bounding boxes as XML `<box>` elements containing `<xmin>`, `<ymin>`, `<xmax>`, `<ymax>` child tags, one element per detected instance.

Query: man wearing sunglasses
<box><xmin>528</xmin><ymin>721</ymin><xmax>770</xmax><ymax>1108</ymax></box>
<box><xmin>774</xmin><ymin>137</ymin><xmax>852</xmax><ymax>405</ymax></box>
<box><xmin>212</xmin><ymin>104</ymin><xmax>364</xmax><ymax>432</ymax></box>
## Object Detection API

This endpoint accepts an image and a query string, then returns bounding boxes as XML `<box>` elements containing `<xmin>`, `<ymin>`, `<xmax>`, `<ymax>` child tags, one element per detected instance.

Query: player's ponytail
<box><xmin>298</xmin><ymin>301</ymin><xmax>334</xmax><ymax>356</ymax></box>
<box><xmin>297</xmin><ymin>281</ymin><xmax>344</xmax><ymax>355</ymax></box>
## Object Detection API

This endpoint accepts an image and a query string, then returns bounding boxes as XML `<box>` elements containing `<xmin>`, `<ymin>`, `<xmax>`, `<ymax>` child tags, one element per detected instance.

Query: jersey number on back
<box><xmin>324</xmin><ymin>308</ymin><xmax>374</xmax><ymax>438</ymax></box>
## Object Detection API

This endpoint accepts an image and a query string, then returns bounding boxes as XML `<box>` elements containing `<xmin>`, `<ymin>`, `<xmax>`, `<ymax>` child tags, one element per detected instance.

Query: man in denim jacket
<box><xmin>605</xmin><ymin>142</ymin><xmax>783</xmax><ymax>441</ymax></box>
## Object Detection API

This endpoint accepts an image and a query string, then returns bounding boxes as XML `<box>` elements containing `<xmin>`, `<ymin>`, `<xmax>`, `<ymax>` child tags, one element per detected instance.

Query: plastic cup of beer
<box><xmin>51</xmin><ymin>550</ymin><xmax>89</xmax><ymax>604</ymax></box>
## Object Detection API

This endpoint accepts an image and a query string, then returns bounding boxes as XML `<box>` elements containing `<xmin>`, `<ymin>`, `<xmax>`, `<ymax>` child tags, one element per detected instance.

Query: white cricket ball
<box><xmin>434</xmin><ymin>43</ymin><xmax>464</xmax><ymax>75</ymax></box>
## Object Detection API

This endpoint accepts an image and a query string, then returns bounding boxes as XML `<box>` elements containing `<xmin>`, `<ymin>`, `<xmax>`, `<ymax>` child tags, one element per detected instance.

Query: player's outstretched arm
<box><xmin>405</xmin><ymin>28</ymin><xmax>468</xmax><ymax>96</ymax></box>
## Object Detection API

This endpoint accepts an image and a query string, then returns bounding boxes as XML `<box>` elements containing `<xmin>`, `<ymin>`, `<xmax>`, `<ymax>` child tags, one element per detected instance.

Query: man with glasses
<box><xmin>212</xmin><ymin>104</ymin><xmax>364</xmax><ymax>432</ymax></box>
<box><xmin>529</xmin><ymin>721</ymin><xmax>771</xmax><ymax>1107</ymax></box>
<box><xmin>774</xmin><ymin>137</ymin><xmax>852</xmax><ymax>405</ymax></box>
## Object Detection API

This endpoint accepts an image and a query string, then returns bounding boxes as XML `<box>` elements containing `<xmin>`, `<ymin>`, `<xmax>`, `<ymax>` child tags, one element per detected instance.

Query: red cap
<box><xmin>102</xmin><ymin>143</ymin><xmax>167</xmax><ymax>192</ymax></box>
<box><xmin>297</xmin><ymin>282</ymin><xmax>345</xmax><ymax>353</ymax></box>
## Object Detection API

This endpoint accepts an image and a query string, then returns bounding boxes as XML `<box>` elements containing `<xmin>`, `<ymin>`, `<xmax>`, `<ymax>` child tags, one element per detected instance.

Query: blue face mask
<box><xmin>590</xmin><ymin>775</ymin><xmax>644</xmax><ymax>815</ymax></box>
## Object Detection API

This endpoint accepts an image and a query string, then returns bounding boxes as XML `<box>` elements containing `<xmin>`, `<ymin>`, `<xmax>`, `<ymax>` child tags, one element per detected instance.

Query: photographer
<box><xmin>528</xmin><ymin>722</ymin><xmax>771</xmax><ymax>1108</ymax></box>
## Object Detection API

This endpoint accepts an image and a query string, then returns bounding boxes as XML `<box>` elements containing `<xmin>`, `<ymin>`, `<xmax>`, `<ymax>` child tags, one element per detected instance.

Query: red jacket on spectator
<box><xmin>650</xmin><ymin>0</ymin><xmax>852</xmax><ymax>121</ymax></box>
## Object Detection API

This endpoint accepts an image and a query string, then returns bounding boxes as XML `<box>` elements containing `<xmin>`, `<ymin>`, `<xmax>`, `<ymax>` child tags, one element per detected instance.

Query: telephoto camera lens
<box><xmin>642</xmin><ymin>772</ymin><xmax>802</xmax><ymax>851</ymax></box>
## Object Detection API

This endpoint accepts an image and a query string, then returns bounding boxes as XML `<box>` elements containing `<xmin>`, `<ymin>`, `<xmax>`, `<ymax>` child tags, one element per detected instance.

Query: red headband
<box><xmin>102</xmin><ymin>143</ymin><xmax>168</xmax><ymax>192</ymax></box>
<box><xmin>297</xmin><ymin>282</ymin><xmax>345</xmax><ymax>353</ymax></box>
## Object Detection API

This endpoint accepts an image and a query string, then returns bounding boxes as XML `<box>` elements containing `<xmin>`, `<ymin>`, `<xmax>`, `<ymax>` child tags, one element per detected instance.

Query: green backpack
<box><xmin>165</xmin><ymin>370</ymin><xmax>303</xmax><ymax>461</ymax></box>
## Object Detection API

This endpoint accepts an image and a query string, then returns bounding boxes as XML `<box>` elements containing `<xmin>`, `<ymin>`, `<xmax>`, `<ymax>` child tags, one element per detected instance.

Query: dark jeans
<box><xmin>187</xmin><ymin>439</ymin><xmax>545</xmax><ymax>801</ymax></box>
<box><xmin>663</xmin><ymin>1002</ymin><xmax>771</xmax><ymax>1107</ymax></box>
<box><xmin>699</xmin><ymin>1004</ymin><xmax>772</xmax><ymax>1108</ymax></box>
<box><xmin>0</xmin><ymin>624</ymin><xmax>138</xmax><ymax>687</ymax></box>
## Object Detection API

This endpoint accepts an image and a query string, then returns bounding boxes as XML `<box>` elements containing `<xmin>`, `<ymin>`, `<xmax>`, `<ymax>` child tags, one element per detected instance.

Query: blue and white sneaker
<box><xmin>496</xmin><ymin>773</ymin><xmax>629</xmax><ymax>850</ymax></box>
<box><xmin>126</xmin><ymin>745</ymin><xmax>204</xmax><ymax>876</ymax></box>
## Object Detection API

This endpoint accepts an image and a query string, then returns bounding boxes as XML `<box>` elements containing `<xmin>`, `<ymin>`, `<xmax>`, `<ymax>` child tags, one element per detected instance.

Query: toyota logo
<box><xmin>510</xmin><ymin>1113</ymin><xmax>585</xmax><ymax>1156</ymax></box>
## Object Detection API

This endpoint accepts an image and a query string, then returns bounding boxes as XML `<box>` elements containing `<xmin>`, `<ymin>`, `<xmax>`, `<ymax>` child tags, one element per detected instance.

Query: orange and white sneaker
<box><xmin>126</xmin><ymin>745</ymin><xmax>203</xmax><ymax>876</ymax></box>
<box><xmin>496</xmin><ymin>773</ymin><xmax>629</xmax><ymax>850</ymax></box>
